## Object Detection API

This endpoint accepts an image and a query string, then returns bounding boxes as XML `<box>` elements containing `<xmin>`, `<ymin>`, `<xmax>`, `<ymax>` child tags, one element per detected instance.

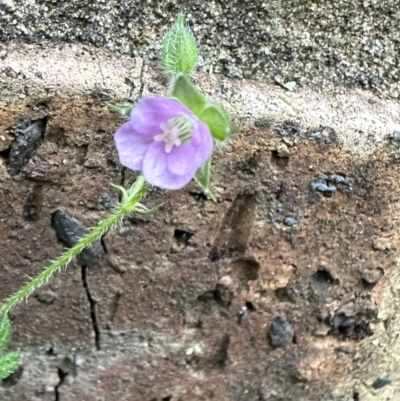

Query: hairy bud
<box><xmin>162</xmin><ymin>13</ymin><xmax>198</xmax><ymax>77</ymax></box>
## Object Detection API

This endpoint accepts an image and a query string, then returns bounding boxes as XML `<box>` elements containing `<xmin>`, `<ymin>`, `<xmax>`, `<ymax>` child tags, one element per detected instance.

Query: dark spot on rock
<box><xmin>372</xmin><ymin>376</ymin><xmax>391</xmax><ymax>389</ymax></box>
<box><xmin>329</xmin><ymin>310</ymin><xmax>373</xmax><ymax>341</ymax></box>
<box><xmin>306</xmin><ymin>127</ymin><xmax>337</xmax><ymax>144</ymax></box>
<box><xmin>0</xmin><ymin>146</ymin><xmax>11</xmax><ymax>162</ymax></box>
<box><xmin>91</xmin><ymin>87</ymin><xmax>114</xmax><ymax>101</ymax></box>
<box><xmin>236</xmin><ymin>153</ymin><xmax>259</xmax><ymax>175</ymax></box>
<box><xmin>232</xmin><ymin>257</ymin><xmax>260</xmax><ymax>282</ymax></box>
<box><xmin>209</xmin><ymin>334</ymin><xmax>230</xmax><ymax>366</ymax></box>
<box><xmin>271</xmin><ymin>149</ymin><xmax>289</xmax><ymax>167</ymax></box>
<box><xmin>275</xmin><ymin>287</ymin><xmax>296</xmax><ymax>303</ymax></box>
<box><xmin>197</xmin><ymin>289</ymin><xmax>222</xmax><ymax>303</ymax></box>
<box><xmin>58</xmin><ymin>356</ymin><xmax>77</xmax><ymax>376</ymax></box>
<box><xmin>23</xmin><ymin>186</ymin><xmax>42</xmax><ymax>221</ymax></box>
<box><xmin>275</xmin><ymin>121</ymin><xmax>301</xmax><ymax>137</ymax></box>
<box><xmin>245</xmin><ymin>301</ymin><xmax>256</xmax><ymax>311</ymax></box>
<box><xmin>361</xmin><ymin>268</ymin><xmax>384</xmax><ymax>288</ymax></box>
<box><xmin>98</xmin><ymin>192</ymin><xmax>113</xmax><ymax>210</ymax></box>
<box><xmin>312</xmin><ymin>268</ymin><xmax>340</xmax><ymax>285</ymax></box>
<box><xmin>198</xmin><ymin>278</ymin><xmax>234</xmax><ymax>307</ymax></box>
<box><xmin>254</xmin><ymin>118</ymin><xmax>271</xmax><ymax>130</ymax></box>
<box><xmin>170</xmin><ymin>229</ymin><xmax>194</xmax><ymax>253</ymax></box>
<box><xmin>389</xmin><ymin>131</ymin><xmax>400</xmax><ymax>144</ymax></box>
<box><xmin>209</xmin><ymin>245</ymin><xmax>223</xmax><ymax>261</ymax></box>
<box><xmin>161</xmin><ymin>395</ymin><xmax>173</xmax><ymax>401</ymax></box>
<box><xmin>268</xmin><ymin>315</ymin><xmax>294</xmax><ymax>348</ymax></box>
<box><xmin>1</xmin><ymin>365</ymin><xmax>24</xmax><ymax>387</ymax></box>
<box><xmin>189</xmin><ymin>191</ymin><xmax>208</xmax><ymax>201</ymax></box>
<box><xmin>36</xmin><ymin>100</ymin><xmax>49</xmax><ymax>111</ymax></box>
<box><xmin>51</xmin><ymin>210</ymin><xmax>103</xmax><ymax>268</ymax></box>
<box><xmin>8</xmin><ymin>117</ymin><xmax>47</xmax><ymax>175</ymax></box>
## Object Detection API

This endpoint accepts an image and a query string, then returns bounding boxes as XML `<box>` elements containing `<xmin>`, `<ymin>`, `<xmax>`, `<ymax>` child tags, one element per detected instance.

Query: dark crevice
<box><xmin>170</xmin><ymin>229</ymin><xmax>194</xmax><ymax>253</ymax></box>
<box><xmin>100</xmin><ymin>235</ymin><xmax>109</xmax><ymax>254</ymax></box>
<box><xmin>81</xmin><ymin>265</ymin><xmax>101</xmax><ymax>350</ymax></box>
<box><xmin>54</xmin><ymin>367</ymin><xmax>68</xmax><ymax>401</ymax></box>
<box><xmin>0</xmin><ymin>146</ymin><xmax>11</xmax><ymax>160</ymax></box>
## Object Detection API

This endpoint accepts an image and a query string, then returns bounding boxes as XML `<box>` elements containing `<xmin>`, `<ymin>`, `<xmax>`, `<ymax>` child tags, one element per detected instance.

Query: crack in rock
<box><xmin>81</xmin><ymin>265</ymin><xmax>101</xmax><ymax>350</ymax></box>
<box><xmin>51</xmin><ymin>210</ymin><xmax>103</xmax><ymax>349</ymax></box>
<box><xmin>54</xmin><ymin>366</ymin><xmax>68</xmax><ymax>401</ymax></box>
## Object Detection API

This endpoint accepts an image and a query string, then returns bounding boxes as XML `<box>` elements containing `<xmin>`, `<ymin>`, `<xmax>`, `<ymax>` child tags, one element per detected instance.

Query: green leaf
<box><xmin>107</xmin><ymin>103</ymin><xmax>135</xmax><ymax>118</ymax></box>
<box><xmin>199</xmin><ymin>104</ymin><xmax>231</xmax><ymax>142</ymax></box>
<box><xmin>0</xmin><ymin>352</ymin><xmax>21</xmax><ymax>380</ymax></box>
<box><xmin>171</xmin><ymin>75</ymin><xmax>206</xmax><ymax>116</ymax></box>
<box><xmin>162</xmin><ymin>13</ymin><xmax>198</xmax><ymax>77</ymax></box>
<box><xmin>194</xmin><ymin>156</ymin><xmax>216</xmax><ymax>202</ymax></box>
<box><xmin>0</xmin><ymin>315</ymin><xmax>11</xmax><ymax>354</ymax></box>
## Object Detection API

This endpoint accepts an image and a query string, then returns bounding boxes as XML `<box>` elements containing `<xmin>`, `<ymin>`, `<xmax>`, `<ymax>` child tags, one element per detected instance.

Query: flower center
<box><xmin>154</xmin><ymin>117</ymin><xmax>193</xmax><ymax>153</ymax></box>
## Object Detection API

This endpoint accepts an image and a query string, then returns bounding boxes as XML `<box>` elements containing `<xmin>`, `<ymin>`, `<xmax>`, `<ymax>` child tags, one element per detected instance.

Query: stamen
<box><xmin>154</xmin><ymin>117</ymin><xmax>193</xmax><ymax>153</ymax></box>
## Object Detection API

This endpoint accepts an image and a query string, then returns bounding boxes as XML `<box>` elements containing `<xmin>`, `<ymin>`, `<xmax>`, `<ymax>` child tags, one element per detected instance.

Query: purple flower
<box><xmin>114</xmin><ymin>97</ymin><xmax>213</xmax><ymax>190</ymax></box>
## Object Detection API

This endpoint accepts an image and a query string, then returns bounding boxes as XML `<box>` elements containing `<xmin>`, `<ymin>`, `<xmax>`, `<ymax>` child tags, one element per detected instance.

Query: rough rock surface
<box><xmin>0</xmin><ymin>0</ymin><xmax>399</xmax><ymax>96</ymax></box>
<box><xmin>1</xmin><ymin>2</ymin><xmax>400</xmax><ymax>401</ymax></box>
<box><xmin>0</xmin><ymin>41</ymin><xmax>400</xmax><ymax>401</ymax></box>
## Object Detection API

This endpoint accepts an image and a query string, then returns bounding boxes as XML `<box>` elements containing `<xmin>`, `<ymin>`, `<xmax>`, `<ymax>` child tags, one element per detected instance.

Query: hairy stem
<box><xmin>0</xmin><ymin>176</ymin><xmax>150</xmax><ymax>317</ymax></box>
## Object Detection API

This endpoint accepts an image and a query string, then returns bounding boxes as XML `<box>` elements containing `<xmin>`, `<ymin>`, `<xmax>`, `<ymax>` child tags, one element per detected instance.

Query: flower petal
<box><xmin>166</xmin><ymin>143</ymin><xmax>196</xmax><ymax>176</ymax></box>
<box><xmin>130</xmin><ymin>97</ymin><xmax>193</xmax><ymax>137</ymax></box>
<box><xmin>167</xmin><ymin>120</ymin><xmax>213</xmax><ymax>176</ymax></box>
<box><xmin>190</xmin><ymin>120</ymin><xmax>214</xmax><ymax>167</ymax></box>
<box><xmin>114</xmin><ymin>122</ymin><xmax>153</xmax><ymax>171</ymax></box>
<box><xmin>142</xmin><ymin>142</ymin><xmax>195</xmax><ymax>190</ymax></box>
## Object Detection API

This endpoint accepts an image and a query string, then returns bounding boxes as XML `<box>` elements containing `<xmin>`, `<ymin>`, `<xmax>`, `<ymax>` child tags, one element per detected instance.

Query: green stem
<box><xmin>0</xmin><ymin>176</ymin><xmax>150</xmax><ymax>317</ymax></box>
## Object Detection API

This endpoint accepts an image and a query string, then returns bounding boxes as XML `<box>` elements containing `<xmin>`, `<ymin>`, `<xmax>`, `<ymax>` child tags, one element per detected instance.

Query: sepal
<box><xmin>171</xmin><ymin>75</ymin><xmax>206</xmax><ymax>116</ymax></box>
<box><xmin>195</xmin><ymin>156</ymin><xmax>216</xmax><ymax>202</ymax></box>
<box><xmin>108</xmin><ymin>103</ymin><xmax>135</xmax><ymax>118</ymax></box>
<box><xmin>199</xmin><ymin>103</ymin><xmax>231</xmax><ymax>142</ymax></box>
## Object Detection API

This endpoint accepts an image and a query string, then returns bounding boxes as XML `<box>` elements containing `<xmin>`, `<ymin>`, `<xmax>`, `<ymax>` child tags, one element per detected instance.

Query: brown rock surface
<box><xmin>1</xmin><ymin>42</ymin><xmax>400</xmax><ymax>401</ymax></box>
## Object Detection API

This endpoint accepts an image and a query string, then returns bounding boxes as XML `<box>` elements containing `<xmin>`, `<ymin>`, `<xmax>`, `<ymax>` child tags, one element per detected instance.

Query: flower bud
<box><xmin>162</xmin><ymin>13</ymin><xmax>198</xmax><ymax>77</ymax></box>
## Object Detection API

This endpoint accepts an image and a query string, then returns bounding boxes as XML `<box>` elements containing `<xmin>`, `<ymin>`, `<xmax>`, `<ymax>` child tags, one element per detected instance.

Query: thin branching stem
<box><xmin>0</xmin><ymin>176</ymin><xmax>150</xmax><ymax>317</ymax></box>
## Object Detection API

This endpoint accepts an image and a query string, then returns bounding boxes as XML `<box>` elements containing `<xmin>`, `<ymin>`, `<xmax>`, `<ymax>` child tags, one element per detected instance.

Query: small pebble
<box><xmin>283</xmin><ymin>217</ymin><xmax>296</xmax><ymax>227</ymax></box>
<box><xmin>275</xmin><ymin>143</ymin><xmax>290</xmax><ymax>158</ymax></box>
<box><xmin>36</xmin><ymin>290</ymin><xmax>56</xmax><ymax>304</ymax></box>
<box><xmin>238</xmin><ymin>306</ymin><xmax>249</xmax><ymax>325</ymax></box>
<box><xmin>372</xmin><ymin>376</ymin><xmax>391</xmax><ymax>389</ymax></box>
<box><xmin>268</xmin><ymin>315</ymin><xmax>294</xmax><ymax>348</ymax></box>
<box><xmin>361</xmin><ymin>268</ymin><xmax>384</xmax><ymax>286</ymax></box>
<box><xmin>310</xmin><ymin>180</ymin><xmax>336</xmax><ymax>196</ymax></box>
